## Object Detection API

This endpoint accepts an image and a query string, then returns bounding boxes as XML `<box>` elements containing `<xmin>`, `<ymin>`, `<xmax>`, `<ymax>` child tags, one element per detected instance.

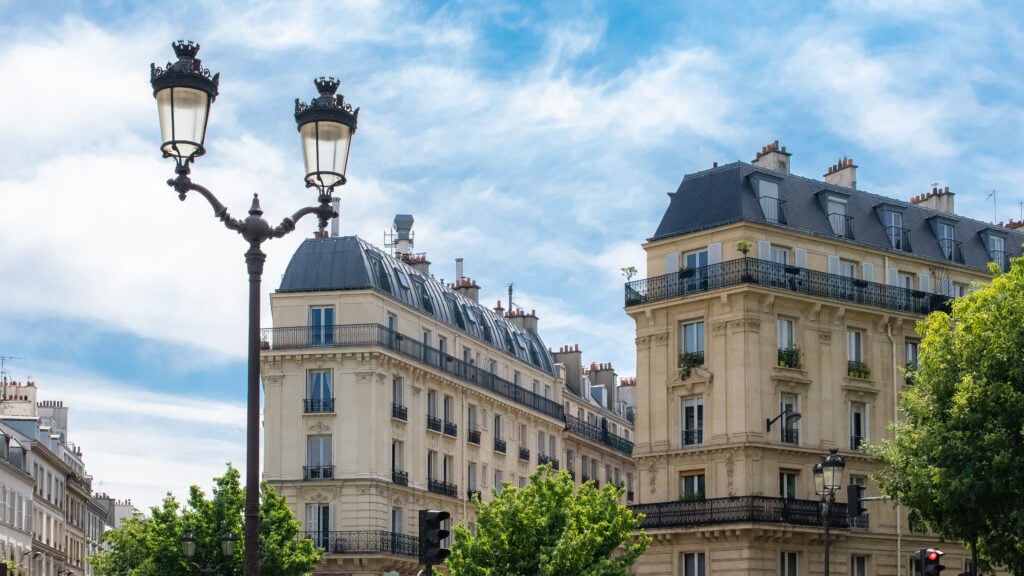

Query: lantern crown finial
<box><xmin>171</xmin><ymin>40</ymin><xmax>201</xmax><ymax>61</ymax></box>
<box><xmin>315</xmin><ymin>77</ymin><xmax>341</xmax><ymax>98</ymax></box>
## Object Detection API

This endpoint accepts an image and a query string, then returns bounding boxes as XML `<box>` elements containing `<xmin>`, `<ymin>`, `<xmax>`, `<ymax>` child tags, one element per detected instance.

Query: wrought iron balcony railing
<box><xmin>829</xmin><ymin>213</ymin><xmax>855</xmax><ymax>240</ymax></box>
<box><xmin>263</xmin><ymin>323</ymin><xmax>564</xmax><ymax>421</ymax></box>
<box><xmin>391</xmin><ymin>403</ymin><xmax>407</xmax><ymax>421</ymax></box>
<box><xmin>563</xmin><ymin>414</ymin><xmax>634</xmax><ymax>455</ymax></box>
<box><xmin>886</xmin><ymin>226</ymin><xmax>912</xmax><ymax>252</ymax></box>
<box><xmin>304</xmin><ymin>398</ymin><xmax>335</xmax><ymax>413</ymax></box>
<box><xmin>990</xmin><ymin>249</ymin><xmax>1011</xmax><ymax>271</ymax></box>
<box><xmin>426</xmin><ymin>415</ymin><xmax>442</xmax><ymax>432</ymax></box>
<box><xmin>759</xmin><ymin>197</ymin><xmax>788</xmax><ymax>224</ymax></box>
<box><xmin>939</xmin><ymin>238</ymin><xmax>965</xmax><ymax>263</ymax></box>
<box><xmin>850</xmin><ymin>435</ymin><xmax>865</xmax><ymax>450</ymax></box>
<box><xmin>494</xmin><ymin>438</ymin><xmax>506</xmax><ymax>453</ymax></box>
<box><xmin>624</xmin><ymin>257</ymin><xmax>952</xmax><ymax>316</ymax></box>
<box><xmin>630</xmin><ymin>495</ymin><xmax>850</xmax><ymax>530</ymax></box>
<box><xmin>777</xmin><ymin>347</ymin><xmax>800</xmax><ymax>368</ymax></box>
<box><xmin>848</xmin><ymin>360</ymin><xmax>870</xmax><ymax>379</ymax></box>
<box><xmin>849</xmin><ymin>514</ymin><xmax>870</xmax><ymax>530</ymax></box>
<box><xmin>300</xmin><ymin>530</ymin><xmax>418</xmax><ymax>557</ymax></box>
<box><xmin>538</xmin><ymin>455</ymin><xmax>559</xmax><ymax>469</ymax></box>
<box><xmin>518</xmin><ymin>447</ymin><xmax>530</xmax><ymax>461</ymax></box>
<box><xmin>682</xmin><ymin>429</ymin><xmax>703</xmax><ymax>447</ymax></box>
<box><xmin>428</xmin><ymin>479</ymin><xmax>458</xmax><ymax>498</ymax></box>
<box><xmin>443</xmin><ymin>420</ymin><xmax>458</xmax><ymax>437</ymax></box>
<box><xmin>392</xmin><ymin>470</ymin><xmax>408</xmax><ymax>486</ymax></box>
<box><xmin>467</xmin><ymin>489</ymin><xmax>481</xmax><ymax>501</ymax></box>
<box><xmin>568</xmin><ymin>469</ymin><xmax>576</xmax><ymax>480</ymax></box>
<box><xmin>468</xmin><ymin>429</ymin><xmax>481</xmax><ymax>444</ymax></box>
<box><xmin>304</xmin><ymin>465</ymin><xmax>334</xmax><ymax>481</ymax></box>
<box><xmin>780</xmin><ymin>427</ymin><xmax>799</xmax><ymax>445</ymax></box>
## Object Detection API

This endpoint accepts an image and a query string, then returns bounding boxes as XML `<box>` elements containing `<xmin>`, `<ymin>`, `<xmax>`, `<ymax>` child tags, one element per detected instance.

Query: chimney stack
<box><xmin>506</xmin><ymin>308</ymin><xmax>539</xmax><ymax>333</ymax></box>
<box><xmin>999</xmin><ymin>219</ymin><xmax>1024</xmax><ymax>231</ymax></box>
<box><xmin>751</xmin><ymin>140</ymin><xmax>791</xmax><ymax>174</ymax></box>
<box><xmin>909</xmin><ymin>186</ymin><xmax>955</xmax><ymax>215</ymax></box>
<box><xmin>551</xmin><ymin>344</ymin><xmax>583</xmax><ymax>396</ymax></box>
<box><xmin>823</xmin><ymin>156</ymin><xmax>857</xmax><ymax>189</ymax></box>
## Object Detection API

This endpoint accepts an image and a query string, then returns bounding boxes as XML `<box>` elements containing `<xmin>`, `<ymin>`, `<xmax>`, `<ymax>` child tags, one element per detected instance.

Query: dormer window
<box><xmin>875</xmin><ymin>204</ymin><xmax>911</xmax><ymax>252</ymax></box>
<box><xmin>748</xmin><ymin>172</ymin><xmax>786</xmax><ymax>224</ymax></box>
<box><xmin>828</xmin><ymin>197</ymin><xmax>850</xmax><ymax>238</ymax></box>
<box><xmin>979</xmin><ymin>228</ymin><xmax>1009</xmax><ymax>271</ymax></box>
<box><xmin>928</xmin><ymin>216</ymin><xmax>963</xmax><ymax>263</ymax></box>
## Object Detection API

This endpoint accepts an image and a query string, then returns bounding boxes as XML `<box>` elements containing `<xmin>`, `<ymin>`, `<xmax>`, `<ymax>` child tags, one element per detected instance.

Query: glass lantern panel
<box><xmin>156</xmin><ymin>86</ymin><xmax>210</xmax><ymax>159</ymax></box>
<box><xmin>301</xmin><ymin>120</ymin><xmax>352</xmax><ymax>189</ymax></box>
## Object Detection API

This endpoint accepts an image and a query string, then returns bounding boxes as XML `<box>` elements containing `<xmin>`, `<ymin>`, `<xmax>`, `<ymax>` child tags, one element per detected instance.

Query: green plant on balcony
<box><xmin>679</xmin><ymin>491</ymin><xmax>705</xmax><ymax>502</ymax></box>
<box><xmin>679</xmin><ymin>352</ymin><xmax>704</xmax><ymax>379</ymax></box>
<box><xmin>903</xmin><ymin>362</ymin><xmax>917</xmax><ymax>384</ymax></box>
<box><xmin>778</xmin><ymin>347</ymin><xmax>800</xmax><ymax>368</ymax></box>
<box><xmin>848</xmin><ymin>361</ymin><xmax>871</xmax><ymax>379</ymax></box>
<box><xmin>737</xmin><ymin>240</ymin><xmax>751</xmax><ymax>255</ymax></box>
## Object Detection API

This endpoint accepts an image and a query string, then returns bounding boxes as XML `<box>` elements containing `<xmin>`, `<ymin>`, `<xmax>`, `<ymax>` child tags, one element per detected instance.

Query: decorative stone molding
<box><xmin>711</xmin><ymin>320</ymin><xmax>728</xmax><ymax>335</ymax></box>
<box><xmin>654</xmin><ymin>333</ymin><xmax>669</xmax><ymax>346</ymax></box>
<box><xmin>635</xmin><ymin>335</ymin><xmax>651</xmax><ymax>349</ymax></box>
<box><xmin>818</xmin><ymin>330</ymin><xmax>832</xmax><ymax>344</ymax></box>
<box><xmin>308</xmin><ymin>421</ymin><xmax>332</xmax><ymax>433</ymax></box>
<box><xmin>261</xmin><ymin>374</ymin><xmax>285</xmax><ymax>388</ymax></box>
<box><xmin>727</xmin><ymin>318</ymin><xmax>760</xmax><ymax>334</ymax></box>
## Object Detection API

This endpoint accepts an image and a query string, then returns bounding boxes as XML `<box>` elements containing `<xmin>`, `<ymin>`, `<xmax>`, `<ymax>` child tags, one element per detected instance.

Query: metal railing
<box><xmin>468</xmin><ymin>429</ymin><xmax>481</xmax><ymax>444</ymax></box>
<box><xmin>829</xmin><ymin>213</ymin><xmax>855</xmax><ymax>239</ymax></box>
<box><xmin>777</xmin><ymin>347</ymin><xmax>800</xmax><ymax>368</ymax></box>
<box><xmin>538</xmin><ymin>455</ymin><xmax>559</xmax><ymax>469</ymax></box>
<box><xmin>426</xmin><ymin>415</ymin><xmax>442</xmax><ymax>432</ymax></box>
<box><xmin>391</xmin><ymin>403</ymin><xmax>407</xmax><ymax>421</ymax></box>
<box><xmin>467</xmin><ymin>489</ymin><xmax>481</xmax><ymax>501</ymax></box>
<box><xmin>682</xmin><ymin>429</ymin><xmax>703</xmax><ymax>446</ymax></box>
<box><xmin>304</xmin><ymin>398</ymin><xmax>335</xmax><ymax>413</ymax></box>
<box><xmin>428</xmin><ymin>479</ymin><xmax>458</xmax><ymax>498</ymax></box>
<box><xmin>886</xmin><ymin>226</ymin><xmax>912</xmax><ymax>252</ymax></box>
<box><xmin>564</xmin><ymin>415</ymin><xmax>634</xmax><ymax>455</ymax></box>
<box><xmin>759</xmin><ymin>197</ymin><xmax>788</xmax><ymax>224</ymax></box>
<box><xmin>939</xmin><ymin>238</ymin><xmax>965</xmax><ymax>263</ymax></box>
<box><xmin>263</xmin><ymin>323</ymin><xmax>564</xmax><ymax>421</ymax></box>
<box><xmin>631</xmin><ymin>496</ymin><xmax>850</xmax><ymax>530</ymax></box>
<box><xmin>990</xmin><ymin>249</ymin><xmax>1010</xmax><ymax>271</ymax></box>
<box><xmin>303</xmin><ymin>465</ymin><xmax>334</xmax><ymax>480</ymax></box>
<box><xmin>300</xmin><ymin>530</ymin><xmax>418</xmax><ymax>557</ymax></box>
<box><xmin>849</xmin><ymin>514</ymin><xmax>870</xmax><ymax>530</ymax></box>
<box><xmin>519</xmin><ymin>447</ymin><xmax>531</xmax><ymax>461</ymax></box>
<box><xmin>850</xmin><ymin>435</ymin><xmax>864</xmax><ymax>450</ymax></box>
<box><xmin>847</xmin><ymin>360</ymin><xmax>870</xmax><ymax>378</ymax></box>
<box><xmin>625</xmin><ymin>257</ymin><xmax>951</xmax><ymax>315</ymax></box>
<box><xmin>781</xmin><ymin>427</ymin><xmax>799</xmax><ymax>445</ymax></box>
<box><xmin>443</xmin><ymin>420</ymin><xmax>458</xmax><ymax>437</ymax></box>
<box><xmin>392</xmin><ymin>470</ymin><xmax>408</xmax><ymax>486</ymax></box>
<box><xmin>494</xmin><ymin>438</ymin><xmax>507</xmax><ymax>453</ymax></box>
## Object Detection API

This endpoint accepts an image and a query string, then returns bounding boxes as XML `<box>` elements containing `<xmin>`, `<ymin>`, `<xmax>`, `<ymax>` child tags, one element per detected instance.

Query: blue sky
<box><xmin>1</xmin><ymin>0</ymin><xmax>1022</xmax><ymax>510</ymax></box>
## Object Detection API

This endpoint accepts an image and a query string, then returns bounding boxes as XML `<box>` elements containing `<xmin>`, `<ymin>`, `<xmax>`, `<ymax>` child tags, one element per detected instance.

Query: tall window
<box><xmin>769</xmin><ymin>246</ymin><xmax>789</xmax><ymax>265</ymax></box>
<box><xmin>683</xmin><ymin>552</ymin><xmax>706</xmax><ymax>576</ymax></box>
<box><xmin>680</xmin><ymin>397</ymin><xmax>704</xmax><ymax>446</ymax></box>
<box><xmin>467</xmin><ymin>404</ymin><xmax>478</xmax><ymax>432</ymax></box>
<box><xmin>444</xmin><ymin>455</ymin><xmax>454</xmax><ymax>483</ymax></box>
<box><xmin>307</xmin><ymin>370</ymin><xmax>333</xmax><ymax>413</ymax></box>
<box><xmin>850</xmin><ymin>403</ymin><xmax>867</xmax><ymax>450</ymax></box>
<box><xmin>680</xmin><ymin>321</ymin><xmax>705</xmax><ymax>366</ymax></box>
<box><xmin>309</xmin><ymin>306</ymin><xmax>334</xmax><ymax>346</ymax></box>
<box><xmin>392</xmin><ymin>377</ymin><xmax>404</xmax><ymax>406</ymax></box>
<box><xmin>780</xmin><ymin>393</ymin><xmax>799</xmax><ymax>445</ymax></box>
<box><xmin>885</xmin><ymin>210</ymin><xmax>904</xmax><ymax>249</ymax></box>
<box><xmin>468</xmin><ymin>463</ymin><xmax>478</xmax><ymax>492</ymax></box>
<box><xmin>427</xmin><ymin>389</ymin><xmax>438</xmax><ymax>419</ymax></box>
<box><xmin>427</xmin><ymin>450</ymin><xmax>437</xmax><ymax>481</ymax></box>
<box><xmin>680</xmin><ymin>472</ymin><xmax>705</xmax><ymax>501</ymax></box>
<box><xmin>536</xmin><ymin>430</ymin><xmax>545</xmax><ymax>456</ymax></box>
<box><xmin>777</xmin><ymin>318</ymin><xmax>795</xmax><ymax>351</ymax></box>
<box><xmin>847</xmin><ymin>330</ymin><xmax>864</xmax><ymax>363</ymax></box>
<box><xmin>443</xmin><ymin>395</ymin><xmax>454</xmax><ymax>423</ymax></box>
<box><xmin>684</xmin><ymin>249</ymin><xmax>709</xmax><ymax>291</ymax></box>
<box><xmin>391</xmin><ymin>440</ymin><xmax>403</xmax><ymax>472</ymax></box>
<box><xmin>306</xmin><ymin>436</ymin><xmax>333</xmax><ymax>479</ymax></box>
<box><xmin>391</xmin><ymin>507</ymin><xmax>404</xmax><ymax>535</ymax></box>
<box><xmin>494</xmin><ymin>469</ymin><xmax>504</xmax><ymax>493</ymax></box>
<box><xmin>781</xmin><ymin>552</ymin><xmax>798</xmax><ymax>576</ymax></box>
<box><xmin>304</xmin><ymin>504</ymin><xmax>330</xmax><ymax>548</ymax></box>
<box><xmin>938</xmin><ymin>222</ymin><xmax>955</xmax><ymax>260</ymax></box>
<box><xmin>757</xmin><ymin>178</ymin><xmax>781</xmax><ymax>223</ymax></box>
<box><xmin>779</xmin><ymin>471</ymin><xmax>798</xmax><ymax>499</ymax></box>
<box><xmin>494</xmin><ymin>414</ymin><xmax>504</xmax><ymax>440</ymax></box>
<box><xmin>990</xmin><ymin>234</ymin><xmax>1006</xmax><ymax>268</ymax></box>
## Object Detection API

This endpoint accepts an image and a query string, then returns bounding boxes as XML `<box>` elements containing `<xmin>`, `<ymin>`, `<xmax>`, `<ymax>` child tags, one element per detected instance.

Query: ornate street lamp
<box><xmin>182</xmin><ymin>530</ymin><xmax>238</xmax><ymax>575</ymax></box>
<box><xmin>150</xmin><ymin>40</ymin><xmax>358</xmax><ymax>576</ymax></box>
<box><xmin>812</xmin><ymin>449</ymin><xmax>846</xmax><ymax>576</ymax></box>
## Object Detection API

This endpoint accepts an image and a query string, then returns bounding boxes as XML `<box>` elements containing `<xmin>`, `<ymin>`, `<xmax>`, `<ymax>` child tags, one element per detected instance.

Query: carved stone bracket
<box><xmin>308</xmin><ymin>420</ymin><xmax>332</xmax><ymax>433</ymax></box>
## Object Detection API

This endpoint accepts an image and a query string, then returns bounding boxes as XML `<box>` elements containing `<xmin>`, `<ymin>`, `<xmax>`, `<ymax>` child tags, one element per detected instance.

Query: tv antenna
<box><xmin>0</xmin><ymin>356</ymin><xmax>23</xmax><ymax>401</ymax></box>
<box><xmin>985</xmin><ymin>190</ymin><xmax>997</xmax><ymax>223</ymax></box>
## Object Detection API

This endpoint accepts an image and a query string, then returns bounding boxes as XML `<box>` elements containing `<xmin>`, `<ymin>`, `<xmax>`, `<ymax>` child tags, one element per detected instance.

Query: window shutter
<box><xmin>794</xmin><ymin>248</ymin><xmax>807</xmax><ymax>269</ymax></box>
<box><xmin>861</xmin><ymin>262</ymin><xmax>875</xmax><ymax>283</ymax></box>
<box><xmin>665</xmin><ymin>252</ymin><xmax>679</xmax><ymax>274</ymax></box>
<box><xmin>918</xmin><ymin>273</ymin><xmax>931</xmax><ymax>293</ymax></box>
<box><xmin>941</xmin><ymin>278</ymin><xmax>953</xmax><ymax>297</ymax></box>
<box><xmin>707</xmin><ymin>242</ymin><xmax>722</xmax><ymax>265</ymax></box>
<box><xmin>887</xmin><ymin>267</ymin><xmax>899</xmax><ymax>286</ymax></box>
<box><xmin>827</xmin><ymin>255</ymin><xmax>840</xmax><ymax>275</ymax></box>
<box><xmin>758</xmin><ymin>240</ymin><xmax>772</xmax><ymax>259</ymax></box>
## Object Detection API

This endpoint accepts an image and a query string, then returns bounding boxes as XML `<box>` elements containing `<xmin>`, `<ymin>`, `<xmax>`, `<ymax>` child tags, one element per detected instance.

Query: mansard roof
<box><xmin>278</xmin><ymin>236</ymin><xmax>557</xmax><ymax>375</ymax></box>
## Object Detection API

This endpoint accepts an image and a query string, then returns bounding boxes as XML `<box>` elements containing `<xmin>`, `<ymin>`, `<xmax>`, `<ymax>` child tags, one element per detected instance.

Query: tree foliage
<box><xmin>89</xmin><ymin>465</ymin><xmax>320</xmax><ymax>576</ymax></box>
<box><xmin>445</xmin><ymin>465</ymin><xmax>650</xmax><ymax>576</ymax></box>
<box><xmin>872</xmin><ymin>257</ymin><xmax>1024</xmax><ymax>575</ymax></box>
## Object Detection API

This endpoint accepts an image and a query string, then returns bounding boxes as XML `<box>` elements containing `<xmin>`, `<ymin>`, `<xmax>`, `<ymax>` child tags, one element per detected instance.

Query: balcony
<box><xmin>304</xmin><ymin>465</ymin><xmax>334</xmax><ymax>481</ymax></box>
<box><xmin>849</xmin><ymin>514</ymin><xmax>870</xmax><ymax>530</ymax></box>
<box><xmin>624</xmin><ymin>257</ymin><xmax>951</xmax><ymax>316</ymax></box>
<box><xmin>494</xmin><ymin>438</ymin><xmax>507</xmax><ymax>454</ymax></box>
<box><xmin>467</xmin><ymin>489</ymin><xmax>481</xmax><ymax>501</ymax></box>
<box><xmin>564</xmin><ymin>414</ymin><xmax>634</xmax><ymax>456</ymax></box>
<box><xmin>939</xmin><ymin>238</ymin><xmax>965</xmax><ymax>263</ymax></box>
<box><xmin>261</xmin><ymin>324</ymin><xmax>564</xmax><ymax>421</ymax></box>
<box><xmin>519</xmin><ymin>447</ymin><xmax>531</xmax><ymax>461</ymax></box>
<box><xmin>990</xmin><ymin>249</ymin><xmax>1011</xmax><ymax>271</ymax></box>
<box><xmin>630</xmin><ymin>496</ymin><xmax>850</xmax><ymax>530</ymax></box>
<box><xmin>391</xmin><ymin>403</ymin><xmax>407</xmax><ymax>421</ymax></box>
<box><xmin>538</xmin><ymin>454</ymin><xmax>559</xmax><ymax>469</ymax></box>
<box><xmin>780</xmin><ymin>427</ymin><xmax>799</xmax><ymax>445</ymax></box>
<box><xmin>847</xmin><ymin>360</ymin><xmax>870</xmax><ymax>379</ymax></box>
<box><xmin>627</xmin><ymin>491</ymin><xmax>635</xmax><ymax>502</ymax></box>
<box><xmin>777</xmin><ymin>347</ymin><xmax>800</xmax><ymax>369</ymax></box>
<box><xmin>829</xmin><ymin>212</ymin><xmax>855</xmax><ymax>240</ymax></box>
<box><xmin>300</xmin><ymin>530</ymin><xmax>418</xmax><ymax>557</ymax></box>
<box><xmin>759</xmin><ymin>196</ymin><xmax>788</xmax><ymax>224</ymax></box>
<box><xmin>426</xmin><ymin>415</ymin><xmax>442</xmax><ymax>432</ymax></box>
<box><xmin>468</xmin><ymin>429</ymin><xmax>481</xmax><ymax>445</ymax></box>
<box><xmin>682</xmin><ymin>429</ymin><xmax>703</xmax><ymax>447</ymax></box>
<box><xmin>886</xmin><ymin>226</ymin><xmax>912</xmax><ymax>252</ymax></box>
<box><xmin>392</xmin><ymin>470</ymin><xmax>408</xmax><ymax>486</ymax></box>
<box><xmin>850</xmin><ymin>435</ymin><xmax>864</xmax><ymax>450</ymax></box>
<box><xmin>443</xmin><ymin>420</ymin><xmax>458</xmax><ymax>437</ymax></box>
<box><xmin>428</xmin><ymin>479</ymin><xmax>458</xmax><ymax>498</ymax></box>
<box><xmin>304</xmin><ymin>398</ymin><xmax>335</xmax><ymax>413</ymax></box>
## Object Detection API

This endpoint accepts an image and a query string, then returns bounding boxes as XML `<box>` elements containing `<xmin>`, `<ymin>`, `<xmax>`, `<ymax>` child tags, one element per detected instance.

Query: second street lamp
<box><xmin>150</xmin><ymin>40</ymin><xmax>358</xmax><ymax>576</ymax></box>
<box><xmin>813</xmin><ymin>448</ymin><xmax>846</xmax><ymax>576</ymax></box>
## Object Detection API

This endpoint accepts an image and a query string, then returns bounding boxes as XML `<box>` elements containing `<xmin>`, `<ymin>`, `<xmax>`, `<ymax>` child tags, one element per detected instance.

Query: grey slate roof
<box><xmin>652</xmin><ymin>162</ymin><xmax>1024</xmax><ymax>272</ymax></box>
<box><xmin>278</xmin><ymin>236</ymin><xmax>557</xmax><ymax>375</ymax></box>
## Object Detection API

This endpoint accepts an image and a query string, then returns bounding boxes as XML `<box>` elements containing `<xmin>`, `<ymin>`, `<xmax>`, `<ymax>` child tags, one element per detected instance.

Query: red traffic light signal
<box><xmin>919</xmin><ymin>548</ymin><xmax>945</xmax><ymax>576</ymax></box>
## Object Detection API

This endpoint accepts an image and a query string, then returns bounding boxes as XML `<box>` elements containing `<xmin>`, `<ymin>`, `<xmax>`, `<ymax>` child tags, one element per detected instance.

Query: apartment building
<box><xmin>624</xmin><ymin>142</ymin><xmax>1023</xmax><ymax>576</ymax></box>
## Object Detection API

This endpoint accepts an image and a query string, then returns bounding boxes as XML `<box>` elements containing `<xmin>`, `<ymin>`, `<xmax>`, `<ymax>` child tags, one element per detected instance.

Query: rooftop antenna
<box><xmin>985</xmin><ymin>190</ymin><xmax>997</xmax><ymax>223</ymax></box>
<box><xmin>507</xmin><ymin>283</ymin><xmax>514</xmax><ymax>314</ymax></box>
<box><xmin>0</xmin><ymin>356</ymin><xmax>23</xmax><ymax>401</ymax></box>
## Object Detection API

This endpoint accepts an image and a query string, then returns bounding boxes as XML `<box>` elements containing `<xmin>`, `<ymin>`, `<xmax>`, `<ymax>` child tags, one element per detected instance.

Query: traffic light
<box><xmin>419</xmin><ymin>509</ymin><xmax>451</xmax><ymax>566</ymax></box>
<box><xmin>847</xmin><ymin>484</ymin><xmax>866</xmax><ymax>518</ymax></box>
<box><xmin>919</xmin><ymin>548</ymin><xmax>945</xmax><ymax>576</ymax></box>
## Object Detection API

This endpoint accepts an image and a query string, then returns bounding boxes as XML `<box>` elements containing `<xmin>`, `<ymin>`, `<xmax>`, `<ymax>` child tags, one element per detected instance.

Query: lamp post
<box><xmin>150</xmin><ymin>40</ymin><xmax>358</xmax><ymax>576</ymax></box>
<box><xmin>812</xmin><ymin>448</ymin><xmax>846</xmax><ymax>576</ymax></box>
<box><xmin>182</xmin><ymin>530</ymin><xmax>238</xmax><ymax>575</ymax></box>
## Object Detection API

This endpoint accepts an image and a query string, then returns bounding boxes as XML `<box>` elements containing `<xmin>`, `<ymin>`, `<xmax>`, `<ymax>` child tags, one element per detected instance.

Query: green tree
<box><xmin>872</xmin><ymin>256</ymin><xmax>1024</xmax><ymax>575</ymax></box>
<box><xmin>445</xmin><ymin>465</ymin><xmax>650</xmax><ymax>576</ymax></box>
<box><xmin>89</xmin><ymin>465</ymin><xmax>321</xmax><ymax>576</ymax></box>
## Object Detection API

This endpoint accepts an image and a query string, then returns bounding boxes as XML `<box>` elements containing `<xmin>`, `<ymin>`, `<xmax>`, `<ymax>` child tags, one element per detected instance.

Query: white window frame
<box><xmin>680</xmin><ymin>396</ymin><xmax>704</xmax><ymax>447</ymax></box>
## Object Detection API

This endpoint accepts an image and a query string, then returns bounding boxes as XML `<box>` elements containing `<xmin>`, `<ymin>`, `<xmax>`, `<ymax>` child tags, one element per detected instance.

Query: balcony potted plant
<box><xmin>678</xmin><ymin>352</ymin><xmax>703</xmax><ymax>379</ymax></box>
<box><xmin>778</xmin><ymin>347</ymin><xmax>800</xmax><ymax>369</ymax></box>
<box><xmin>737</xmin><ymin>240</ymin><xmax>751</xmax><ymax>256</ymax></box>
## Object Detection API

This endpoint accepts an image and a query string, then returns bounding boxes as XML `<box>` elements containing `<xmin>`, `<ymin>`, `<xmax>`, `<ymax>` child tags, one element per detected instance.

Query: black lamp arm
<box><xmin>167</xmin><ymin>164</ymin><xmax>244</xmax><ymax>232</ymax></box>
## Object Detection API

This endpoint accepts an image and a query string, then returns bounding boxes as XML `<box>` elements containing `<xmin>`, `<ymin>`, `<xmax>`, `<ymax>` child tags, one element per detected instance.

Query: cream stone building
<box><xmin>625</xmin><ymin>142</ymin><xmax>1023</xmax><ymax>576</ymax></box>
<box><xmin>261</xmin><ymin>215</ymin><xmax>635</xmax><ymax>576</ymax></box>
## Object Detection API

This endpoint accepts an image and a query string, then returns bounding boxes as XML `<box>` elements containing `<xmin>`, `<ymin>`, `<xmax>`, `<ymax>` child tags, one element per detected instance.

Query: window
<box><xmin>514</xmin><ymin>371</ymin><xmax>521</xmax><ymax>387</ymax></box>
<box><xmin>680</xmin><ymin>472</ymin><xmax>705</xmax><ymax>501</ymax></box>
<box><xmin>467</xmin><ymin>404</ymin><xmax>478</xmax><ymax>432</ymax></box>
<box><xmin>839</xmin><ymin>259</ymin><xmax>858</xmax><ymax>279</ymax></box>
<box><xmin>394</xmin><ymin>268</ymin><xmax>410</xmax><ymax>290</ymax></box>
<box><xmin>391</xmin><ymin>507</ymin><xmax>404</xmax><ymax>535</ymax></box>
<box><xmin>680</xmin><ymin>397</ymin><xmax>704</xmax><ymax>446</ymax></box>
<box><xmin>850</xmin><ymin>402</ymin><xmax>867</xmax><ymax>450</ymax></box>
<box><xmin>309</xmin><ymin>306</ymin><xmax>334</xmax><ymax>346</ymax></box>
<box><xmin>443</xmin><ymin>395</ymin><xmax>454</xmax><ymax>423</ymax></box>
<box><xmin>680</xmin><ymin>321</ymin><xmax>705</xmax><ymax>367</ymax></box>
<box><xmin>392</xmin><ymin>440</ymin><xmax>403</xmax><ymax>471</ymax></box>
<box><xmin>536</xmin><ymin>430</ymin><xmax>544</xmax><ymax>456</ymax></box>
<box><xmin>777</xmin><ymin>319</ymin><xmax>796</xmax><ymax>366</ymax></box>
<box><xmin>494</xmin><ymin>414</ymin><xmax>504</xmax><ymax>440</ymax></box>
<box><xmin>898</xmin><ymin>272</ymin><xmax>914</xmax><ymax>290</ymax></box>
<box><xmin>779</xmin><ymin>471</ymin><xmax>797</xmax><ymax>499</ymax></box>
<box><xmin>544</xmin><ymin>384</ymin><xmax>551</xmax><ymax>399</ymax></box>
<box><xmin>549</xmin><ymin>436</ymin><xmax>556</xmax><ymax>459</ymax></box>
<box><xmin>427</xmin><ymin>390</ymin><xmax>438</xmax><ymax>418</ymax></box>
<box><xmin>828</xmin><ymin>197</ymin><xmax>848</xmax><ymax>237</ymax></box>
<box><xmin>683</xmin><ymin>249</ymin><xmax>709</xmax><ymax>290</ymax></box>
<box><xmin>532</xmin><ymin>380</ymin><xmax>540</xmax><ymax>395</ymax></box>
<box><xmin>989</xmin><ymin>234</ymin><xmax>1007</xmax><ymax>269</ymax></box>
<box><xmin>781</xmin><ymin>552</ymin><xmax>798</xmax><ymax>576</ymax></box>
<box><xmin>591</xmin><ymin>459</ymin><xmax>599</xmax><ymax>482</ymax></box>
<box><xmin>780</xmin><ymin>393</ymin><xmax>799</xmax><ymax>445</ymax></box>
<box><xmin>770</xmin><ymin>246</ymin><xmax>789</xmax><ymax>265</ymax></box>
<box><xmin>305</xmin><ymin>504</ymin><xmax>330</xmax><ymax>548</ymax></box>
<box><xmin>847</xmin><ymin>330</ymin><xmax>863</xmax><ymax>362</ymax></box>
<box><xmin>427</xmin><ymin>450</ymin><xmax>437</xmax><ymax>481</ymax></box>
<box><xmin>306</xmin><ymin>435</ymin><xmax>333</xmax><ymax>479</ymax></box>
<box><xmin>683</xmin><ymin>552</ymin><xmax>706</xmax><ymax>576</ymax></box>
<box><xmin>307</xmin><ymin>370</ymin><xmax>333</xmax><ymax>413</ymax></box>
<box><xmin>494</xmin><ymin>469</ymin><xmax>504</xmax><ymax>493</ymax></box>
<box><xmin>392</xmin><ymin>377</ymin><xmax>404</xmax><ymax>406</ymax></box>
<box><xmin>444</xmin><ymin>455</ymin><xmax>454</xmax><ymax>483</ymax></box>
<box><xmin>938</xmin><ymin>221</ymin><xmax>955</xmax><ymax>260</ymax></box>
<box><xmin>885</xmin><ymin>210</ymin><xmax>904</xmax><ymax>249</ymax></box>
<box><xmin>468</xmin><ymin>463</ymin><xmax>478</xmax><ymax>491</ymax></box>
